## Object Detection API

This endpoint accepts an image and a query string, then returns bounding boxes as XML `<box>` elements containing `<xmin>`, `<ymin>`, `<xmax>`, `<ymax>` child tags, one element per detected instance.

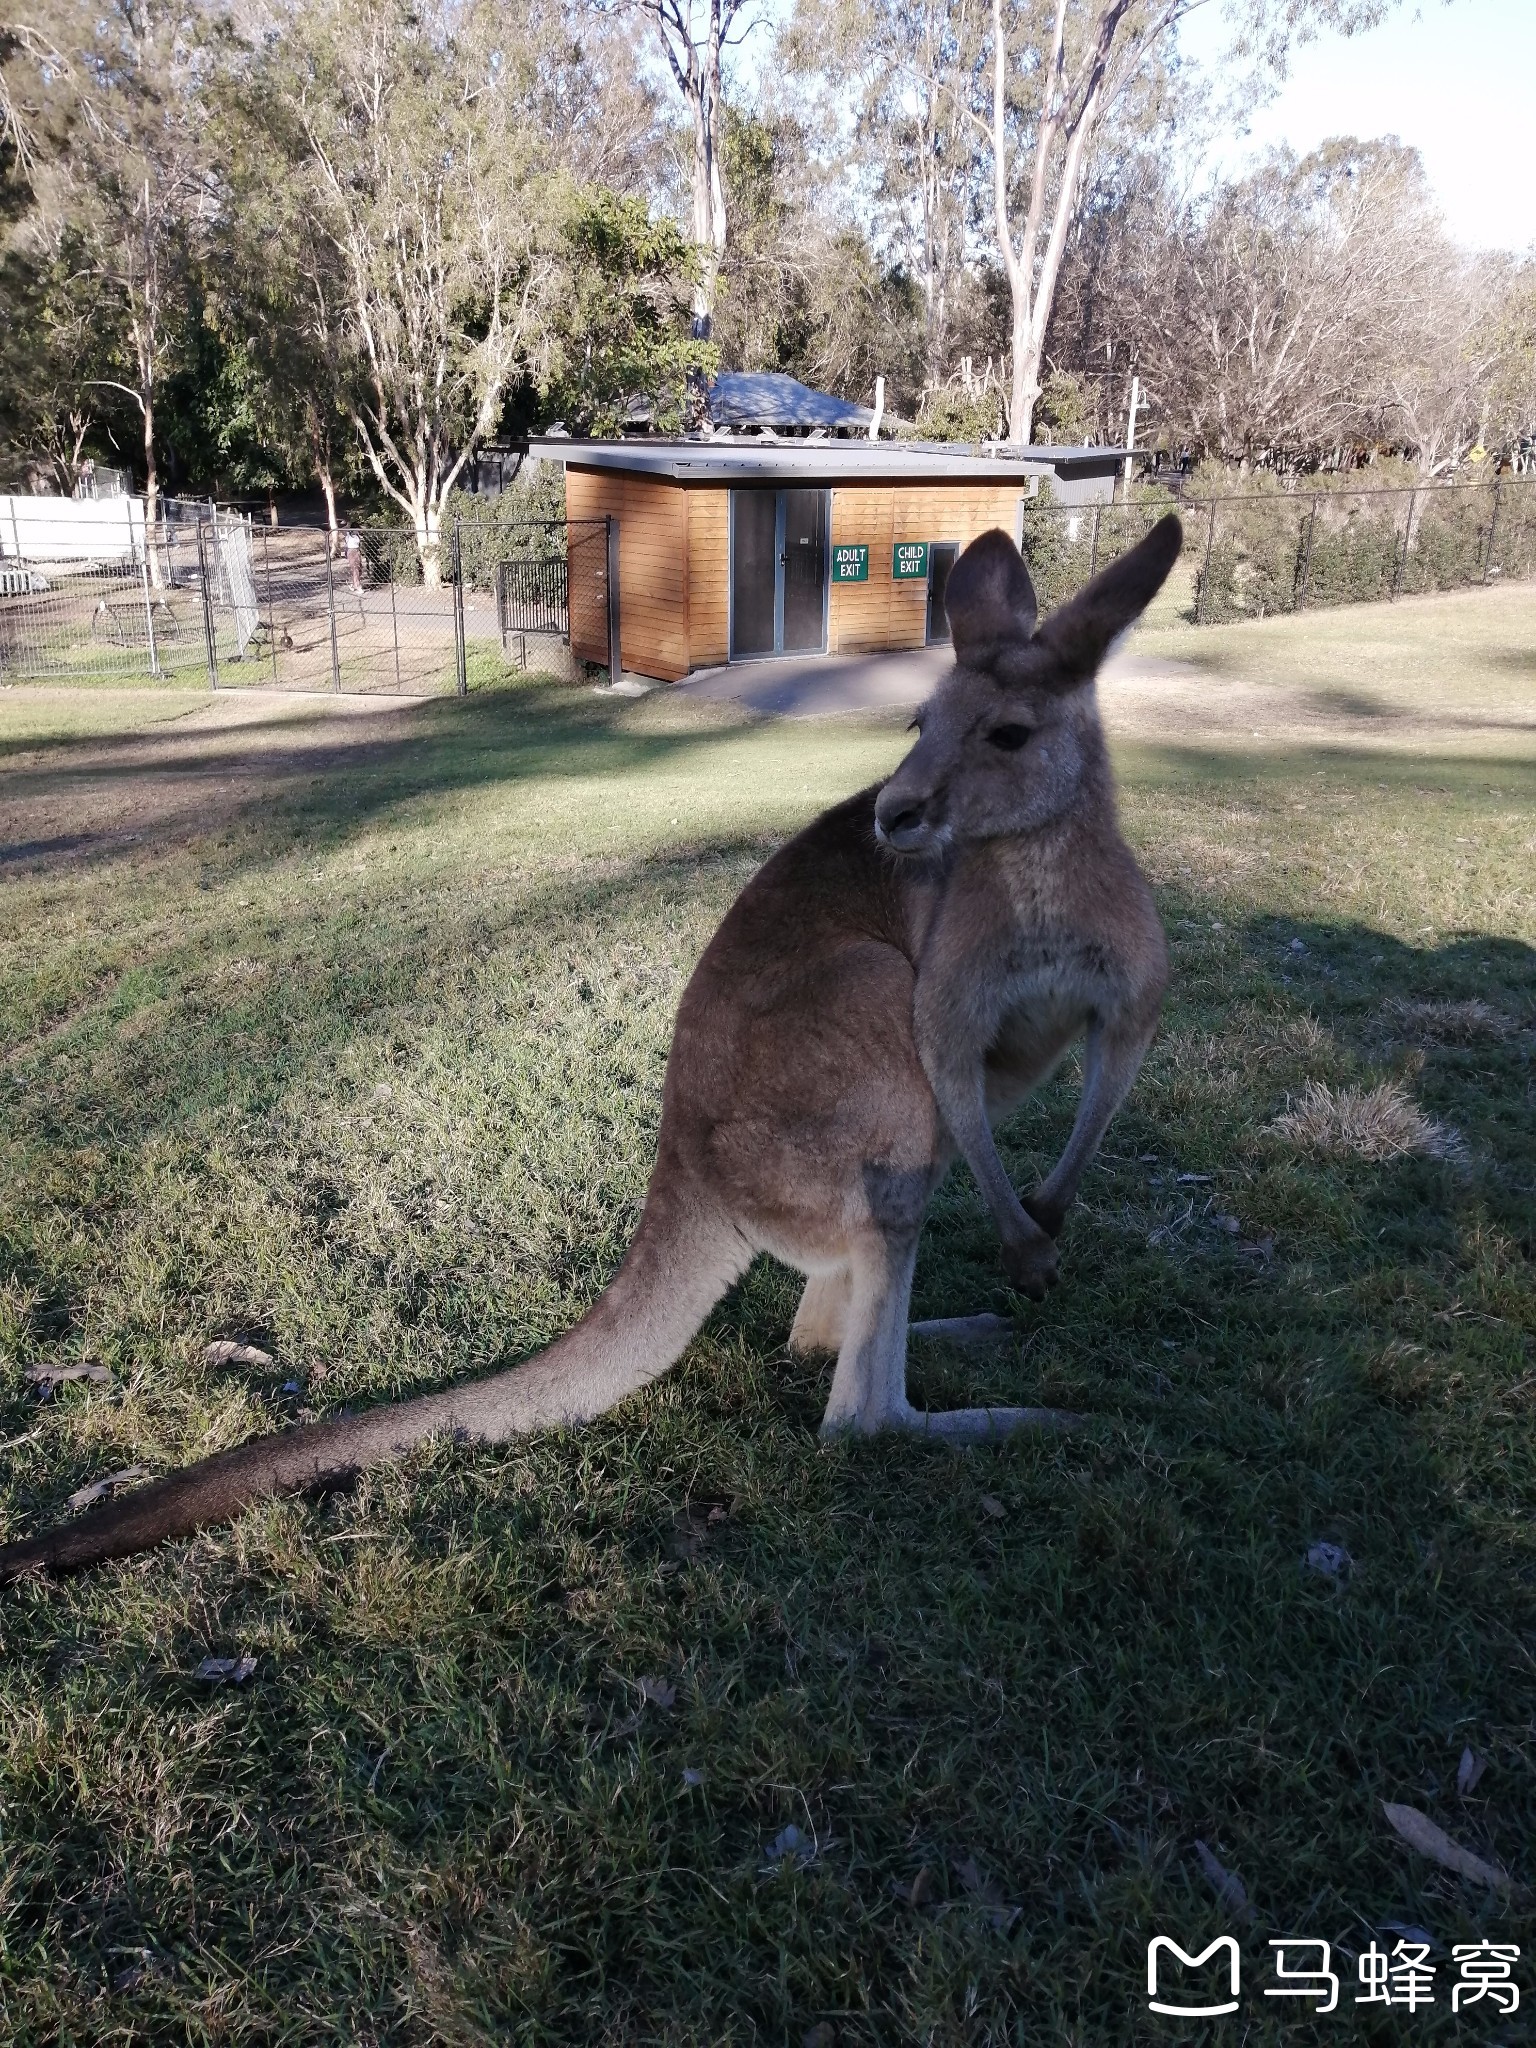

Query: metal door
<box><xmin>729</xmin><ymin>489</ymin><xmax>778</xmax><ymax>659</ymax></box>
<box><xmin>730</xmin><ymin>488</ymin><xmax>829</xmax><ymax>659</ymax></box>
<box><xmin>780</xmin><ymin>489</ymin><xmax>828</xmax><ymax>652</ymax></box>
<box><xmin>926</xmin><ymin>542</ymin><xmax>959</xmax><ymax>643</ymax></box>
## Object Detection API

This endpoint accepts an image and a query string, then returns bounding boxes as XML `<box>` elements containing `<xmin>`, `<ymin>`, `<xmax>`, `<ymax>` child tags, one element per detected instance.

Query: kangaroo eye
<box><xmin>986</xmin><ymin>724</ymin><xmax>1032</xmax><ymax>751</ymax></box>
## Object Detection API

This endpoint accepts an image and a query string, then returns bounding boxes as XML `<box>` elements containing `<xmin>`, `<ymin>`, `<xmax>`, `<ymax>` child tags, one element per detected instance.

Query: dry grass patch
<box><xmin>1269</xmin><ymin>1079</ymin><xmax>1462</xmax><ymax>1163</ymax></box>
<box><xmin>1385</xmin><ymin>996</ymin><xmax>1521</xmax><ymax>1045</ymax></box>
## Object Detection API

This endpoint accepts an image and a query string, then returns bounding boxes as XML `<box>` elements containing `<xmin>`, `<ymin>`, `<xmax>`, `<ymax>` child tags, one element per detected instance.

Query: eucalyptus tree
<box><xmin>985</xmin><ymin>0</ymin><xmax>1406</xmax><ymax>443</ymax></box>
<box><xmin>249</xmin><ymin>0</ymin><xmax>560</xmax><ymax>582</ymax></box>
<box><xmin>624</xmin><ymin>0</ymin><xmax>762</xmax><ymax>339</ymax></box>
<box><xmin>4</xmin><ymin>0</ymin><xmax>211</xmax><ymax>566</ymax></box>
<box><xmin>779</xmin><ymin>0</ymin><xmax>986</xmax><ymax>389</ymax></box>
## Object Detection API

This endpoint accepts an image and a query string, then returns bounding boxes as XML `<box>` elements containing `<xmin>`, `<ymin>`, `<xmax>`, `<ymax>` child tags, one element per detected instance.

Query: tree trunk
<box><xmin>318</xmin><ymin>464</ymin><xmax>339</xmax><ymax>556</ymax></box>
<box><xmin>417</xmin><ymin>498</ymin><xmax>441</xmax><ymax>589</ymax></box>
<box><xmin>1009</xmin><ymin>305</ymin><xmax>1039</xmax><ymax>445</ymax></box>
<box><xmin>142</xmin><ymin>394</ymin><xmax>161</xmax><ymax>589</ymax></box>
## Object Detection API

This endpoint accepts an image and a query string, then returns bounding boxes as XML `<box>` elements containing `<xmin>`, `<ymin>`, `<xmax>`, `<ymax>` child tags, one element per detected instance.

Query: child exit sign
<box><xmin>893</xmin><ymin>542</ymin><xmax>930</xmax><ymax>580</ymax></box>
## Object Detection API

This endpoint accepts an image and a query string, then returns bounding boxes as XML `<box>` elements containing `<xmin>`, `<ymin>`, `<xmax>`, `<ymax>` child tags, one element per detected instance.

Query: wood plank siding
<box><xmin>565</xmin><ymin>467</ymin><xmax>691</xmax><ymax>680</ymax></box>
<box><xmin>686</xmin><ymin>488</ymin><xmax>729</xmax><ymax>668</ymax></box>
<box><xmin>828</xmin><ymin>483</ymin><xmax>1025</xmax><ymax>654</ymax></box>
<box><xmin>565</xmin><ymin>463</ymin><xmax>1024</xmax><ymax>679</ymax></box>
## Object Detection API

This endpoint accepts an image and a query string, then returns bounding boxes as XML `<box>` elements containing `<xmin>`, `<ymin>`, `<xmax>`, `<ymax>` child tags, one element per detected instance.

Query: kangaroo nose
<box><xmin>880</xmin><ymin>799</ymin><xmax>925</xmax><ymax>836</ymax></box>
<box><xmin>875</xmin><ymin>790</ymin><xmax>934</xmax><ymax>852</ymax></box>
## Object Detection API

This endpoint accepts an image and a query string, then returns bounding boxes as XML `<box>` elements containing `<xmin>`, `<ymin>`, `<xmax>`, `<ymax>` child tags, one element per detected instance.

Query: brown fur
<box><xmin>0</xmin><ymin>515</ymin><xmax>1182</xmax><ymax>1583</ymax></box>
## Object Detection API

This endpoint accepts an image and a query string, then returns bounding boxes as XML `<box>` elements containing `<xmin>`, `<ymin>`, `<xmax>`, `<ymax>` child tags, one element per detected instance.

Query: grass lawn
<box><xmin>1</xmin><ymin>585</ymin><xmax>1533</xmax><ymax>2043</ymax></box>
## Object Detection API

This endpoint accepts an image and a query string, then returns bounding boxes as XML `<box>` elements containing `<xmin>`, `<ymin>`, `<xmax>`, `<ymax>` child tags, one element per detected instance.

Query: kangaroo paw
<box><xmin>900</xmin><ymin>1403</ymin><xmax>1083</xmax><ymax>1440</ymax></box>
<box><xmin>908</xmin><ymin>1313</ymin><xmax>1014</xmax><ymax>1345</ymax></box>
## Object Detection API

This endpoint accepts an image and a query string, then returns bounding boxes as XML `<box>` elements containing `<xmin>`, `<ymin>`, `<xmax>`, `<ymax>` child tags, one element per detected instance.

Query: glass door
<box><xmin>730</xmin><ymin>489</ymin><xmax>829</xmax><ymax>659</ymax></box>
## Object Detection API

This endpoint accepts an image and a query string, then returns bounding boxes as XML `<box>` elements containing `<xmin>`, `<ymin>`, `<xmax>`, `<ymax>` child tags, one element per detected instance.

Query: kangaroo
<box><xmin>0</xmin><ymin>514</ymin><xmax>1181</xmax><ymax>1584</ymax></box>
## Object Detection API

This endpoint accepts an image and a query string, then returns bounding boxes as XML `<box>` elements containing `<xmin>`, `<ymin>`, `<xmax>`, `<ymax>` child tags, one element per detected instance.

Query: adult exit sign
<box><xmin>892</xmin><ymin>541</ymin><xmax>930</xmax><ymax>581</ymax></box>
<box><xmin>831</xmin><ymin>543</ymin><xmax>869</xmax><ymax>583</ymax></box>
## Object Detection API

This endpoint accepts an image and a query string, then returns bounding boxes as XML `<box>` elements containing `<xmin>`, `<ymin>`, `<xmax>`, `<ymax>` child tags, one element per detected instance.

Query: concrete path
<box><xmin>677</xmin><ymin>642</ymin><xmax>1195</xmax><ymax>718</ymax></box>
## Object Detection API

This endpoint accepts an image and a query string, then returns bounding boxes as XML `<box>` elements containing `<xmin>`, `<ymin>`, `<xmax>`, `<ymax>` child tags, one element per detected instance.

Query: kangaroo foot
<box><xmin>908</xmin><ymin>1313</ymin><xmax>1013</xmax><ymax>1345</ymax></box>
<box><xmin>900</xmin><ymin>1403</ymin><xmax>1082</xmax><ymax>1440</ymax></box>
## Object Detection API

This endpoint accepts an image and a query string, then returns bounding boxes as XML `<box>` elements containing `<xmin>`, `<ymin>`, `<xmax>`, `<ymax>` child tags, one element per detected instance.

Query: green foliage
<box><xmin>915</xmin><ymin>384</ymin><xmax>1005</xmax><ymax>443</ymax></box>
<box><xmin>1034</xmin><ymin>369</ymin><xmax>1094</xmax><ymax>443</ymax></box>
<box><xmin>543</xmin><ymin>187</ymin><xmax>714</xmax><ymax>435</ymax></box>
<box><xmin>1191</xmin><ymin>476</ymin><xmax>1536</xmax><ymax>623</ymax></box>
<box><xmin>1018</xmin><ymin>486</ymin><xmax>1181</xmax><ymax>611</ymax></box>
<box><xmin>445</xmin><ymin>459</ymin><xmax>571</xmax><ymax>586</ymax></box>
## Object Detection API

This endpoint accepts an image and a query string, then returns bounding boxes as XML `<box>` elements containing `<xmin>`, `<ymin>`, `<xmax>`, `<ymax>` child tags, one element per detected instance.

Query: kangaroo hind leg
<box><xmin>818</xmin><ymin>1234</ymin><xmax>919</xmax><ymax>1436</ymax></box>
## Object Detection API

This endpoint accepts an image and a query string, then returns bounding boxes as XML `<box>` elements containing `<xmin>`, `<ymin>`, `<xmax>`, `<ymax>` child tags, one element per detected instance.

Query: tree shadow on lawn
<box><xmin>3</xmin><ymin>692</ymin><xmax>1534</xmax><ymax>2036</ymax></box>
<box><xmin>2</xmin><ymin>907</ymin><xmax>1532</xmax><ymax>2039</ymax></box>
<box><xmin>0</xmin><ymin>678</ymin><xmax>770</xmax><ymax>876</ymax></box>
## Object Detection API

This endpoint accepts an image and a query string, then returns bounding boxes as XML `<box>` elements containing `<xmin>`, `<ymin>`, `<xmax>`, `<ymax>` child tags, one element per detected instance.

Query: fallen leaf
<box><xmin>906</xmin><ymin>1864</ymin><xmax>936</xmax><ymax>1909</ymax></box>
<box><xmin>1380</xmin><ymin>1919</ymin><xmax>1437</xmax><ymax>1949</ymax></box>
<box><xmin>204</xmin><ymin>1340</ymin><xmax>274</xmax><ymax>1369</ymax></box>
<box><xmin>1193</xmin><ymin>1839</ymin><xmax>1252</xmax><ymax>1921</ymax></box>
<box><xmin>1457</xmin><ymin>1747</ymin><xmax>1487</xmax><ymax>1797</ymax></box>
<box><xmin>979</xmin><ymin>1495</ymin><xmax>1006</xmax><ymax>1520</ymax></box>
<box><xmin>67</xmin><ymin>1465</ymin><xmax>151</xmax><ymax>1512</ymax></box>
<box><xmin>801</xmin><ymin>2026</ymin><xmax>835</xmax><ymax>2048</ymax></box>
<box><xmin>1381</xmin><ymin>1802</ymin><xmax>1509</xmax><ymax>1889</ymax></box>
<box><xmin>761</xmin><ymin>1824</ymin><xmax>820</xmax><ymax>1872</ymax></box>
<box><xmin>681</xmin><ymin>1767</ymin><xmax>704</xmax><ymax>1789</ymax></box>
<box><xmin>26</xmin><ymin>1362</ymin><xmax>112</xmax><ymax>1395</ymax></box>
<box><xmin>195</xmin><ymin>1654</ymin><xmax>257</xmax><ymax>1685</ymax></box>
<box><xmin>952</xmin><ymin>1854</ymin><xmax>1021</xmax><ymax>1931</ymax></box>
<box><xmin>1303</xmin><ymin>1541</ymin><xmax>1352</xmax><ymax>1580</ymax></box>
<box><xmin>1176</xmin><ymin>1172</ymin><xmax>1213</xmax><ymax>1184</ymax></box>
<box><xmin>638</xmin><ymin>1676</ymin><xmax>675</xmax><ymax>1710</ymax></box>
<box><xmin>1214</xmin><ymin>1213</ymin><xmax>1241</xmax><ymax>1235</ymax></box>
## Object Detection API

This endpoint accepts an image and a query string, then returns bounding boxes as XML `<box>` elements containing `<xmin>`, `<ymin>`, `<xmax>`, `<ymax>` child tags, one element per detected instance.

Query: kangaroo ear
<box><xmin>945</xmin><ymin>528</ymin><xmax>1039</xmax><ymax>660</ymax></box>
<box><xmin>1034</xmin><ymin>513</ymin><xmax>1183</xmax><ymax>682</ymax></box>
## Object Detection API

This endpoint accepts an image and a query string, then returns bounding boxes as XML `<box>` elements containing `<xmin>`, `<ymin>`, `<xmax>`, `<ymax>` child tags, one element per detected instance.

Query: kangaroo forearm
<box><xmin>926</xmin><ymin>1055</ymin><xmax>1047</xmax><ymax>1248</ymax></box>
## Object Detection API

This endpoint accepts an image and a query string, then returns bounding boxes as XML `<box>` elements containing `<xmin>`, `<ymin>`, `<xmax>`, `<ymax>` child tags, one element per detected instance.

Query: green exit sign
<box><xmin>831</xmin><ymin>543</ymin><xmax>869</xmax><ymax>583</ymax></box>
<box><xmin>893</xmin><ymin>541</ymin><xmax>930</xmax><ymax>581</ymax></box>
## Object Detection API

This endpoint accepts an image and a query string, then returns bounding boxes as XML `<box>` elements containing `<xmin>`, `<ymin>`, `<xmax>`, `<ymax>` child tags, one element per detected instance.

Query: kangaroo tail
<box><xmin>0</xmin><ymin>1179</ymin><xmax>750</xmax><ymax>1585</ymax></box>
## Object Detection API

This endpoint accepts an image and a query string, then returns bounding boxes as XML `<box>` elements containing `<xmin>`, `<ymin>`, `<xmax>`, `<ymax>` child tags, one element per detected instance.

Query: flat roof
<box><xmin>529</xmin><ymin>437</ymin><xmax>1129</xmax><ymax>483</ymax></box>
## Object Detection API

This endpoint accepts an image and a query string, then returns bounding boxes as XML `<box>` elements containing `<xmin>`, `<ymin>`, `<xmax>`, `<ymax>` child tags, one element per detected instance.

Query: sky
<box><xmin>1181</xmin><ymin>0</ymin><xmax>1536</xmax><ymax>253</ymax></box>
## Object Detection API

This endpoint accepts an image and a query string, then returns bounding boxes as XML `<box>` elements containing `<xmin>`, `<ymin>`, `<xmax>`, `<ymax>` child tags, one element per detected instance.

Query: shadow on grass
<box><xmin>1117</xmin><ymin>739</ymin><xmax>1536</xmax><ymax>792</ymax></box>
<box><xmin>0</xmin><ymin>678</ymin><xmax>763</xmax><ymax>875</ymax></box>
<box><xmin>3</xmin><ymin>807</ymin><xmax>1534</xmax><ymax>2034</ymax></box>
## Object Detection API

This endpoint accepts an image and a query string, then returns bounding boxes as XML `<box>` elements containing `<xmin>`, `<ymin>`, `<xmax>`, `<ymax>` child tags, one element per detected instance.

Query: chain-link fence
<box><xmin>3</xmin><ymin>483</ymin><xmax>1532</xmax><ymax>687</ymax></box>
<box><xmin>1019</xmin><ymin>477</ymin><xmax>1535</xmax><ymax>623</ymax></box>
<box><xmin>1177</xmin><ymin>477</ymin><xmax>1536</xmax><ymax>624</ymax></box>
<box><xmin>0</xmin><ymin>508</ymin><xmax>618</xmax><ymax>692</ymax></box>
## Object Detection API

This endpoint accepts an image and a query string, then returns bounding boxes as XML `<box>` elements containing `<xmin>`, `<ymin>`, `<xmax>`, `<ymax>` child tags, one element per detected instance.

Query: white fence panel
<box><xmin>0</xmin><ymin>494</ymin><xmax>147</xmax><ymax>565</ymax></box>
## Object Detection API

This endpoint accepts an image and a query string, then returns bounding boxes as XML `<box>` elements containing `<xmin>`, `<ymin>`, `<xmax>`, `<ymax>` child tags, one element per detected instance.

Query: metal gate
<box><xmin>0</xmin><ymin>509</ymin><xmax>619</xmax><ymax>694</ymax></box>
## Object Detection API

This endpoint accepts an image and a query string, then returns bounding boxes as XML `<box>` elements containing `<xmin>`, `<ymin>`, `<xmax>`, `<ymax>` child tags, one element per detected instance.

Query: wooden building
<box><xmin>531</xmin><ymin>438</ymin><xmax>1127</xmax><ymax>685</ymax></box>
